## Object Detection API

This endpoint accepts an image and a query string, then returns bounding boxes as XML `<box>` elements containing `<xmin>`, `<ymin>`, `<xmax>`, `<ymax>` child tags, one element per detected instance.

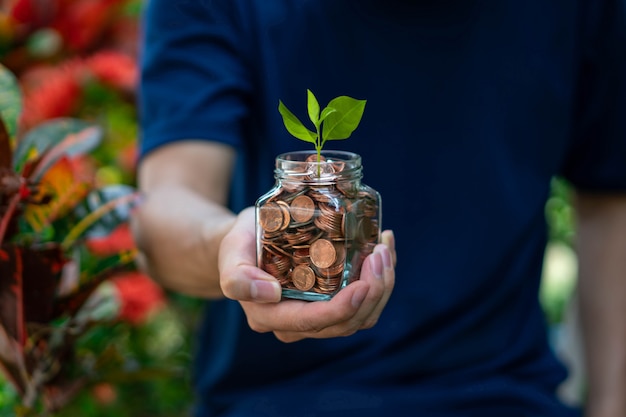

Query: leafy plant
<box><xmin>1</xmin><ymin>4</ymin><xmax>195</xmax><ymax>415</ymax></box>
<box><xmin>278</xmin><ymin>89</ymin><xmax>366</xmax><ymax>171</ymax></box>
<box><xmin>0</xmin><ymin>62</ymin><xmax>149</xmax><ymax>416</ymax></box>
<box><xmin>2</xmin><ymin>0</ymin><xmax>140</xmax><ymax>188</ymax></box>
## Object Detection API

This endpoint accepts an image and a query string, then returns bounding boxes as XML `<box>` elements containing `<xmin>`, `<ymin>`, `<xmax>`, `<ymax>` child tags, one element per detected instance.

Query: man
<box><xmin>133</xmin><ymin>1</ymin><xmax>626</xmax><ymax>416</ymax></box>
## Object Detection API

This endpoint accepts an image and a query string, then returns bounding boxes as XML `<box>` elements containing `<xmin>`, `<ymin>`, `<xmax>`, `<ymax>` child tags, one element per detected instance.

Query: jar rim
<box><xmin>276</xmin><ymin>150</ymin><xmax>361</xmax><ymax>163</ymax></box>
<box><xmin>274</xmin><ymin>150</ymin><xmax>362</xmax><ymax>182</ymax></box>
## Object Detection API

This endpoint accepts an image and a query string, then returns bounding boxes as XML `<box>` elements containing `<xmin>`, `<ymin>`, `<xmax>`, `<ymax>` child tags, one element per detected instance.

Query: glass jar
<box><xmin>255</xmin><ymin>150</ymin><xmax>381</xmax><ymax>301</ymax></box>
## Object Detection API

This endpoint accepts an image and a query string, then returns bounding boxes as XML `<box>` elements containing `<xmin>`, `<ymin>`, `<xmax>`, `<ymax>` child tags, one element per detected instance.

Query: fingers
<box><xmin>381</xmin><ymin>229</ymin><xmax>397</xmax><ymax>267</ymax></box>
<box><xmin>244</xmin><ymin>238</ymin><xmax>395</xmax><ymax>342</ymax></box>
<box><xmin>241</xmin><ymin>280</ymin><xmax>371</xmax><ymax>342</ymax></box>
<box><xmin>359</xmin><ymin>230</ymin><xmax>396</xmax><ymax>328</ymax></box>
<box><xmin>358</xmin><ymin>243</ymin><xmax>395</xmax><ymax>329</ymax></box>
<box><xmin>218</xmin><ymin>207</ymin><xmax>282</xmax><ymax>303</ymax></box>
<box><xmin>224</xmin><ymin>223</ymin><xmax>396</xmax><ymax>342</ymax></box>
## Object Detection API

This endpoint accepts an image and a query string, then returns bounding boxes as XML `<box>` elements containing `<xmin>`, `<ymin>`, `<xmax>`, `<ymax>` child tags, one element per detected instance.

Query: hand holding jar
<box><xmin>218</xmin><ymin>206</ymin><xmax>395</xmax><ymax>343</ymax></box>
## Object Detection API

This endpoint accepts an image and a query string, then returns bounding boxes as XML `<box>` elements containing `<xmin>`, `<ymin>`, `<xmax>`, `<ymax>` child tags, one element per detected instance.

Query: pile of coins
<box><xmin>257</xmin><ymin>158</ymin><xmax>379</xmax><ymax>298</ymax></box>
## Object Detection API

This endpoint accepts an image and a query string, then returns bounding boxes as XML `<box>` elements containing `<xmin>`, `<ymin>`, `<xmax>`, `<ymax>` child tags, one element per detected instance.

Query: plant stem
<box><xmin>316</xmin><ymin>125</ymin><xmax>322</xmax><ymax>176</ymax></box>
<box><xmin>22</xmin><ymin>367</ymin><xmax>46</xmax><ymax>411</ymax></box>
<box><xmin>0</xmin><ymin>192</ymin><xmax>20</xmax><ymax>244</ymax></box>
<box><xmin>316</xmin><ymin>147</ymin><xmax>321</xmax><ymax>177</ymax></box>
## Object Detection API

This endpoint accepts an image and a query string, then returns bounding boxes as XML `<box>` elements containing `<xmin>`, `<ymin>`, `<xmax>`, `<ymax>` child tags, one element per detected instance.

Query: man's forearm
<box><xmin>132</xmin><ymin>141</ymin><xmax>238</xmax><ymax>298</ymax></box>
<box><xmin>574</xmin><ymin>193</ymin><xmax>626</xmax><ymax>417</ymax></box>
<box><xmin>132</xmin><ymin>186</ymin><xmax>236</xmax><ymax>299</ymax></box>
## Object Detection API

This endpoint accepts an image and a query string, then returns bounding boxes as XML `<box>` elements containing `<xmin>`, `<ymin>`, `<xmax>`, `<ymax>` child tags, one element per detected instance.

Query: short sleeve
<box><xmin>138</xmin><ymin>0</ymin><xmax>252</xmax><ymax>158</ymax></box>
<box><xmin>561</xmin><ymin>0</ymin><xmax>626</xmax><ymax>192</ymax></box>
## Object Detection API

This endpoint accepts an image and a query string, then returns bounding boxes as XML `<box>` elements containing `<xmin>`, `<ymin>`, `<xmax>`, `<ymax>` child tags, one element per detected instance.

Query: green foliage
<box><xmin>0</xmin><ymin>296</ymin><xmax>200</xmax><ymax>417</ymax></box>
<box><xmin>544</xmin><ymin>177</ymin><xmax>576</xmax><ymax>245</ymax></box>
<box><xmin>0</xmin><ymin>64</ymin><xmax>21</xmax><ymax>139</ymax></box>
<box><xmin>0</xmin><ymin>382</ymin><xmax>19</xmax><ymax>417</ymax></box>
<box><xmin>82</xmin><ymin>81</ymin><xmax>139</xmax><ymax>187</ymax></box>
<box><xmin>541</xmin><ymin>177</ymin><xmax>577</xmax><ymax>325</ymax></box>
<box><xmin>278</xmin><ymin>89</ymin><xmax>366</xmax><ymax>167</ymax></box>
<box><xmin>0</xmin><ymin>2</ymin><xmax>200</xmax><ymax>415</ymax></box>
<box><xmin>0</xmin><ymin>63</ymin><xmax>140</xmax><ymax>415</ymax></box>
<box><xmin>14</xmin><ymin>119</ymin><xmax>103</xmax><ymax>175</ymax></box>
<box><xmin>59</xmin><ymin>297</ymin><xmax>198</xmax><ymax>417</ymax></box>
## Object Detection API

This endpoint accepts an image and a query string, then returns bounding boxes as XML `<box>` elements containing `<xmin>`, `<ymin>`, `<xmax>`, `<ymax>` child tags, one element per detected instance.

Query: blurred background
<box><xmin>0</xmin><ymin>0</ymin><xmax>580</xmax><ymax>415</ymax></box>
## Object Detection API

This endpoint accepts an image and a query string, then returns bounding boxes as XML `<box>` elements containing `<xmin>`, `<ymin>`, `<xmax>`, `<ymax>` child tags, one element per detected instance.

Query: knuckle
<box><xmin>219</xmin><ymin>279</ymin><xmax>235</xmax><ymax>298</ymax></box>
<box><xmin>293</xmin><ymin>316</ymin><xmax>324</xmax><ymax>334</ymax></box>
<box><xmin>246</xmin><ymin>317</ymin><xmax>268</xmax><ymax>334</ymax></box>
<box><xmin>332</xmin><ymin>321</ymin><xmax>360</xmax><ymax>338</ymax></box>
<box><xmin>339</xmin><ymin>326</ymin><xmax>359</xmax><ymax>338</ymax></box>
<box><xmin>218</xmin><ymin>268</ymin><xmax>239</xmax><ymax>298</ymax></box>
<box><xmin>361</xmin><ymin>316</ymin><xmax>379</xmax><ymax>330</ymax></box>
<box><xmin>274</xmin><ymin>332</ymin><xmax>299</xmax><ymax>343</ymax></box>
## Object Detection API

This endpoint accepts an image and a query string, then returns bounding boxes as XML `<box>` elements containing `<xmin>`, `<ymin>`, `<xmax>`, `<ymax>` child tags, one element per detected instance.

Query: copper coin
<box><xmin>357</xmin><ymin>216</ymin><xmax>374</xmax><ymax>242</ymax></box>
<box><xmin>292</xmin><ymin>265</ymin><xmax>316</xmax><ymax>291</ymax></box>
<box><xmin>259</xmin><ymin>202</ymin><xmax>283</xmax><ymax>233</ymax></box>
<box><xmin>275</xmin><ymin>200</ymin><xmax>291</xmax><ymax>230</ymax></box>
<box><xmin>290</xmin><ymin>195</ymin><xmax>315</xmax><ymax>223</ymax></box>
<box><xmin>342</xmin><ymin>211</ymin><xmax>357</xmax><ymax>240</ymax></box>
<box><xmin>309</xmin><ymin>238</ymin><xmax>336</xmax><ymax>269</ymax></box>
<box><xmin>305</xmin><ymin>154</ymin><xmax>326</xmax><ymax>163</ymax></box>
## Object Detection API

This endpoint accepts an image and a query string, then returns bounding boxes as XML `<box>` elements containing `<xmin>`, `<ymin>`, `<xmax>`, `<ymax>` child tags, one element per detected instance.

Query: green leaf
<box><xmin>22</xmin><ymin>155</ymin><xmax>93</xmax><ymax>233</ymax></box>
<box><xmin>307</xmin><ymin>89</ymin><xmax>320</xmax><ymax>127</ymax></box>
<box><xmin>0</xmin><ymin>116</ymin><xmax>11</xmax><ymax>170</ymax></box>
<box><xmin>321</xmin><ymin>96</ymin><xmax>366</xmax><ymax>142</ymax></box>
<box><xmin>0</xmin><ymin>64</ymin><xmax>22</xmax><ymax>140</ymax></box>
<box><xmin>74</xmin><ymin>185</ymin><xmax>137</xmax><ymax>239</ymax></box>
<box><xmin>61</xmin><ymin>188</ymin><xmax>138</xmax><ymax>250</ymax></box>
<box><xmin>278</xmin><ymin>100</ymin><xmax>317</xmax><ymax>143</ymax></box>
<box><xmin>319</xmin><ymin>106</ymin><xmax>337</xmax><ymax>123</ymax></box>
<box><xmin>14</xmin><ymin>118</ymin><xmax>103</xmax><ymax>175</ymax></box>
<box><xmin>53</xmin><ymin>258</ymin><xmax>134</xmax><ymax>318</ymax></box>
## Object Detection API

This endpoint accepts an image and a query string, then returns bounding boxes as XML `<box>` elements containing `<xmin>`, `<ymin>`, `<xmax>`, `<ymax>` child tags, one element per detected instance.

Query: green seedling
<box><xmin>278</xmin><ymin>89</ymin><xmax>366</xmax><ymax>175</ymax></box>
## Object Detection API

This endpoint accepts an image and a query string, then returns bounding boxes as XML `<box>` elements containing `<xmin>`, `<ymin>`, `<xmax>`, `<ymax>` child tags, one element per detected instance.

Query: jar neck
<box><xmin>275</xmin><ymin>151</ymin><xmax>363</xmax><ymax>185</ymax></box>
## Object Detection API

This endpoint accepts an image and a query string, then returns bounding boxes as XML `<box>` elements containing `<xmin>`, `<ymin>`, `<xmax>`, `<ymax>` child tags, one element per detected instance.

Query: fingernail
<box><xmin>380</xmin><ymin>247</ymin><xmax>392</xmax><ymax>269</ymax></box>
<box><xmin>382</xmin><ymin>230</ymin><xmax>395</xmax><ymax>247</ymax></box>
<box><xmin>370</xmin><ymin>251</ymin><xmax>383</xmax><ymax>279</ymax></box>
<box><xmin>250</xmin><ymin>280</ymin><xmax>280</xmax><ymax>301</ymax></box>
<box><xmin>351</xmin><ymin>287</ymin><xmax>367</xmax><ymax>308</ymax></box>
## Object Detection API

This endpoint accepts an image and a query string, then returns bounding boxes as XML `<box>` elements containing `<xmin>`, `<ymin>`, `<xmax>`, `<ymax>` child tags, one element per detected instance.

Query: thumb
<box><xmin>217</xmin><ymin>207</ymin><xmax>281</xmax><ymax>302</ymax></box>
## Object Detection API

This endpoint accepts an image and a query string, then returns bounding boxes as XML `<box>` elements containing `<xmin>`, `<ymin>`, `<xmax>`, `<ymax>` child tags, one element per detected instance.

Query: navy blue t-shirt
<box><xmin>139</xmin><ymin>1</ymin><xmax>626</xmax><ymax>416</ymax></box>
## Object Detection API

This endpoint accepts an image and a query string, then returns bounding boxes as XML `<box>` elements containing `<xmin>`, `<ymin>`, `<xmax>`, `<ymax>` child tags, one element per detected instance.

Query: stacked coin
<box><xmin>258</xmin><ymin>177</ymin><xmax>379</xmax><ymax>297</ymax></box>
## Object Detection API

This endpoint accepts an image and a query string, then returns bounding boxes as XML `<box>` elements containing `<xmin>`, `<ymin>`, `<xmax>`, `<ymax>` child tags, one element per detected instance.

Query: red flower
<box><xmin>85</xmin><ymin>50</ymin><xmax>137</xmax><ymax>91</ymax></box>
<box><xmin>85</xmin><ymin>223</ymin><xmax>135</xmax><ymax>256</ymax></box>
<box><xmin>107</xmin><ymin>16</ymin><xmax>140</xmax><ymax>57</ymax></box>
<box><xmin>52</xmin><ymin>0</ymin><xmax>127</xmax><ymax>51</ymax></box>
<box><xmin>9</xmin><ymin>0</ymin><xmax>59</xmax><ymax>27</ymax></box>
<box><xmin>19</xmin><ymin>61</ymin><xmax>84</xmax><ymax>131</ymax></box>
<box><xmin>111</xmin><ymin>272</ymin><xmax>165</xmax><ymax>325</ymax></box>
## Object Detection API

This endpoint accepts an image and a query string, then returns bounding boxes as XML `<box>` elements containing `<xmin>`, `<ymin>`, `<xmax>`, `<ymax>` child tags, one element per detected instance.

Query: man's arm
<box><xmin>131</xmin><ymin>140</ymin><xmax>239</xmax><ymax>298</ymax></box>
<box><xmin>574</xmin><ymin>192</ymin><xmax>626</xmax><ymax>417</ymax></box>
<box><xmin>131</xmin><ymin>140</ymin><xmax>396</xmax><ymax>341</ymax></box>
